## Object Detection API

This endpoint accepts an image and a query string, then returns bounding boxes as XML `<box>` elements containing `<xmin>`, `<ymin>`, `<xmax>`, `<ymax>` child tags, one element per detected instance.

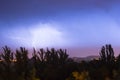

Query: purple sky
<box><xmin>0</xmin><ymin>0</ymin><xmax>120</xmax><ymax>57</ymax></box>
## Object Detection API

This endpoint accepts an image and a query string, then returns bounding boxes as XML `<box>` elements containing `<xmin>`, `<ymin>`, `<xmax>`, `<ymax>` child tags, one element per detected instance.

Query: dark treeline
<box><xmin>0</xmin><ymin>44</ymin><xmax>120</xmax><ymax>80</ymax></box>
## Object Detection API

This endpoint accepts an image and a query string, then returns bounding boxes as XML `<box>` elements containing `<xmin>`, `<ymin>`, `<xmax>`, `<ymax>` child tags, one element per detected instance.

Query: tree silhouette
<box><xmin>1</xmin><ymin>46</ymin><xmax>14</xmax><ymax>80</ymax></box>
<box><xmin>15</xmin><ymin>47</ymin><xmax>31</xmax><ymax>80</ymax></box>
<box><xmin>99</xmin><ymin>44</ymin><xmax>115</xmax><ymax>79</ymax></box>
<box><xmin>99</xmin><ymin>44</ymin><xmax>115</xmax><ymax>63</ymax></box>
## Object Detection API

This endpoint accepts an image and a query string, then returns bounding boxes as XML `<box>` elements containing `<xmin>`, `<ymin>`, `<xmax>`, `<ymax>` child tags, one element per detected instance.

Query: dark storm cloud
<box><xmin>0</xmin><ymin>0</ymin><xmax>119</xmax><ymax>26</ymax></box>
<box><xmin>0</xmin><ymin>0</ymin><xmax>119</xmax><ymax>17</ymax></box>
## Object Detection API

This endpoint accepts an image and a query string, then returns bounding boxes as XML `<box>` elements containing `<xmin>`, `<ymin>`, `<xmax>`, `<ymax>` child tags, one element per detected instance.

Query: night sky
<box><xmin>0</xmin><ymin>0</ymin><xmax>120</xmax><ymax>57</ymax></box>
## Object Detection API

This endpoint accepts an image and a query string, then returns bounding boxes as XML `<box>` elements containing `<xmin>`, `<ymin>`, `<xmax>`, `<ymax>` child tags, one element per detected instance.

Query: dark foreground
<box><xmin>0</xmin><ymin>44</ymin><xmax>120</xmax><ymax>80</ymax></box>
